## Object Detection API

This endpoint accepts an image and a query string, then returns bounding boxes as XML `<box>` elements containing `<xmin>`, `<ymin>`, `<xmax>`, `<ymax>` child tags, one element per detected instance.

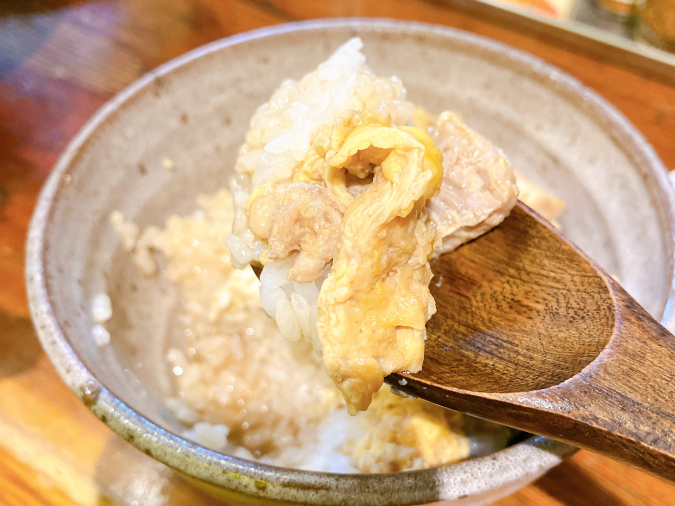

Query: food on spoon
<box><xmin>229</xmin><ymin>37</ymin><xmax>519</xmax><ymax>413</ymax></box>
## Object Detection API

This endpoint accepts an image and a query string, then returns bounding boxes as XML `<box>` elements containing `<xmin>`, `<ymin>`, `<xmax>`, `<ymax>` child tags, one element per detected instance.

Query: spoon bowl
<box><xmin>424</xmin><ymin>201</ymin><xmax>614</xmax><ymax>393</ymax></box>
<box><xmin>389</xmin><ymin>201</ymin><xmax>675</xmax><ymax>482</ymax></box>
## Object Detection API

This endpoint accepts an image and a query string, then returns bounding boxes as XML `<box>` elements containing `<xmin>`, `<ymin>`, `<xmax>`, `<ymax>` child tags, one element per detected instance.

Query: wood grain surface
<box><xmin>391</xmin><ymin>202</ymin><xmax>675</xmax><ymax>482</ymax></box>
<box><xmin>1</xmin><ymin>1</ymin><xmax>675</xmax><ymax>505</ymax></box>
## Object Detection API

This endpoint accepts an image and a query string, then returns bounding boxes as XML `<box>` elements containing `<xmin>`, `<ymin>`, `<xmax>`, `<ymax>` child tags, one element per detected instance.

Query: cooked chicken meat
<box><xmin>249</xmin><ymin>182</ymin><xmax>341</xmax><ymax>283</ymax></box>
<box><xmin>424</xmin><ymin>111</ymin><xmax>519</xmax><ymax>254</ymax></box>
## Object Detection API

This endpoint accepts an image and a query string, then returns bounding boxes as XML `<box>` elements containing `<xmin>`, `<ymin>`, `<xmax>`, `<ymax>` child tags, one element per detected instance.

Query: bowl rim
<box><xmin>25</xmin><ymin>17</ymin><xmax>675</xmax><ymax>506</ymax></box>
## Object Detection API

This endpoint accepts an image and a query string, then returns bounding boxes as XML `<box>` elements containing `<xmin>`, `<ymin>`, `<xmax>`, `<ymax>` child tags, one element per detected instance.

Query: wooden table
<box><xmin>1</xmin><ymin>1</ymin><xmax>675</xmax><ymax>505</ymax></box>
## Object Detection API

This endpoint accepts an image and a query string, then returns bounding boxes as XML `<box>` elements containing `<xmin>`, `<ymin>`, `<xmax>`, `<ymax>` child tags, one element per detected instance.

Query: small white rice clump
<box><xmin>91</xmin><ymin>292</ymin><xmax>112</xmax><ymax>323</ymax></box>
<box><xmin>183</xmin><ymin>422</ymin><xmax>230</xmax><ymax>451</ymax></box>
<box><xmin>229</xmin><ymin>37</ymin><xmax>416</xmax><ymax>347</ymax></box>
<box><xmin>109</xmin><ymin>211</ymin><xmax>139</xmax><ymax>252</ymax></box>
<box><xmin>91</xmin><ymin>324</ymin><xmax>111</xmax><ymax>346</ymax></box>
<box><xmin>90</xmin><ymin>292</ymin><xmax>112</xmax><ymax>347</ymax></box>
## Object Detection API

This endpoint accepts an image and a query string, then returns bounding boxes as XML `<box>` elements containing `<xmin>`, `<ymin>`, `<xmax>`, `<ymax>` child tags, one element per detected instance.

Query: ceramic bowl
<box><xmin>26</xmin><ymin>18</ymin><xmax>675</xmax><ymax>506</ymax></box>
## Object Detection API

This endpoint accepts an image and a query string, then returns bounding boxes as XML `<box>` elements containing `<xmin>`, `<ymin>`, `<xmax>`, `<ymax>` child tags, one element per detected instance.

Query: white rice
<box><xmin>91</xmin><ymin>292</ymin><xmax>112</xmax><ymax>323</ymax></box>
<box><xmin>263</xmin><ymin>409</ymin><xmax>358</xmax><ymax>473</ymax></box>
<box><xmin>183</xmin><ymin>422</ymin><xmax>230</xmax><ymax>451</ymax></box>
<box><xmin>91</xmin><ymin>323</ymin><xmax>111</xmax><ymax>346</ymax></box>
<box><xmin>161</xmin><ymin>157</ymin><xmax>175</xmax><ymax>171</ymax></box>
<box><xmin>112</xmin><ymin>188</ymin><xmax>505</xmax><ymax>473</ymax></box>
<box><xmin>258</xmin><ymin>258</ymin><xmax>325</xmax><ymax>352</ymax></box>
<box><xmin>90</xmin><ymin>292</ymin><xmax>113</xmax><ymax>347</ymax></box>
<box><xmin>109</xmin><ymin>210</ymin><xmax>161</xmax><ymax>277</ymax></box>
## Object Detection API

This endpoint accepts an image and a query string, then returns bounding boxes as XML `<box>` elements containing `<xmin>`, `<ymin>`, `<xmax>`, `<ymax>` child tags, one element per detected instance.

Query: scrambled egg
<box><xmin>345</xmin><ymin>387</ymin><xmax>470</xmax><ymax>472</ymax></box>
<box><xmin>316</xmin><ymin>112</ymin><xmax>442</xmax><ymax>414</ymax></box>
<box><xmin>251</xmin><ymin>111</ymin><xmax>443</xmax><ymax>414</ymax></box>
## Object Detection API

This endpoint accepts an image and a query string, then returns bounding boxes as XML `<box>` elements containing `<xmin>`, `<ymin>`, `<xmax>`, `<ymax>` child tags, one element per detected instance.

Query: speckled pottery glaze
<box><xmin>26</xmin><ymin>18</ymin><xmax>675</xmax><ymax>506</ymax></box>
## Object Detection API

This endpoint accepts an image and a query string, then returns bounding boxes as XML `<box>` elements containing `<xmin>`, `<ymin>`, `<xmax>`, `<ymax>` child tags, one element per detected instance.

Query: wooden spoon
<box><xmin>386</xmin><ymin>201</ymin><xmax>675</xmax><ymax>483</ymax></box>
<box><xmin>253</xmin><ymin>201</ymin><xmax>675</xmax><ymax>481</ymax></box>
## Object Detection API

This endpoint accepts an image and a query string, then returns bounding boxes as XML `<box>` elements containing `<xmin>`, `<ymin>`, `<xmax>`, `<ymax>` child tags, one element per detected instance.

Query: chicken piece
<box><xmin>416</xmin><ymin>108</ymin><xmax>562</xmax><ymax>238</ymax></box>
<box><xmin>345</xmin><ymin>387</ymin><xmax>470</xmax><ymax>473</ymax></box>
<box><xmin>317</xmin><ymin>112</ymin><xmax>443</xmax><ymax>414</ymax></box>
<box><xmin>248</xmin><ymin>182</ymin><xmax>342</xmax><ymax>283</ymax></box>
<box><xmin>425</xmin><ymin>111</ymin><xmax>519</xmax><ymax>254</ymax></box>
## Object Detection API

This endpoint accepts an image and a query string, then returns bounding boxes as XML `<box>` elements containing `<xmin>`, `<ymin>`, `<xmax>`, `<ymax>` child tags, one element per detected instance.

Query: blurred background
<box><xmin>1</xmin><ymin>1</ymin><xmax>674</xmax><ymax>505</ymax></box>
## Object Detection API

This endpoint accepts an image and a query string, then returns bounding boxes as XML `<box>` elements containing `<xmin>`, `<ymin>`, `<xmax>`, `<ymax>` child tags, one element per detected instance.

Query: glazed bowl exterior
<box><xmin>26</xmin><ymin>19</ymin><xmax>675</xmax><ymax>506</ymax></box>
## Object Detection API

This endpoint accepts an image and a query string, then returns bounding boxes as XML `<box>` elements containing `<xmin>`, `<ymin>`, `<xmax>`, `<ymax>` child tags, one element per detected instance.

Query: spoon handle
<box><xmin>537</xmin><ymin>282</ymin><xmax>675</xmax><ymax>481</ymax></box>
